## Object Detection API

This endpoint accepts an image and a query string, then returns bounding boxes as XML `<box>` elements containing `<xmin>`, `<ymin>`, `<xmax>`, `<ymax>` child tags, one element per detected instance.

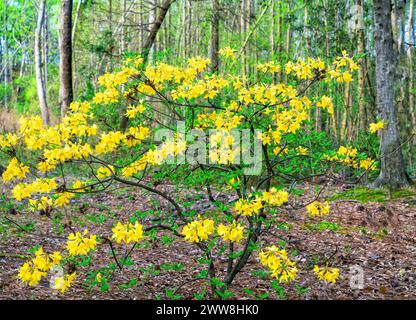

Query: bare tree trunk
<box><xmin>355</xmin><ymin>0</ymin><xmax>368</xmax><ymax>134</ymax></box>
<box><xmin>43</xmin><ymin>8</ymin><xmax>48</xmax><ymax>88</ymax></box>
<box><xmin>407</xmin><ymin>0</ymin><xmax>415</xmax><ymax>127</ymax></box>
<box><xmin>148</xmin><ymin>0</ymin><xmax>157</xmax><ymax>64</ymax></box>
<box><xmin>59</xmin><ymin>0</ymin><xmax>74</xmax><ymax>118</ymax></box>
<box><xmin>211</xmin><ymin>0</ymin><xmax>220</xmax><ymax>71</ymax></box>
<box><xmin>72</xmin><ymin>0</ymin><xmax>82</xmax><ymax>93</ymax></box>
<box><xmin>372</xmin><ymin>0</ymin><xmax>411</xmax><ymax>188</ymax></box>
<box><xmin>35</xmin><ymin>0</ymin><xmax>50</xmax><ymax>125</ymax></box>
<box><xmin>240</xmin><ymin>0</ymin><xmax>247</xmax><ymax>76</ymax></box>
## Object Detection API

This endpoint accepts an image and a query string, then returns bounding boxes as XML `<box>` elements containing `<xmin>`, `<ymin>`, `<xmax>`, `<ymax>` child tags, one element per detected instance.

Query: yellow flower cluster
<box><xmin>217</xmin><ymin>221</ymin><xmax>244</xmax><ymax>243</ymax></box>
<box><xmin>197</xmin><ymin>111</ymin><xmax>243</xmax><ymax>131</ymax></box>
<box><xmin>219</xmin><ymin>47</ymin><xmax>236</xmax><ymax>60</ymax></box>
<box><xmin>94</xmin><ymin>131</ymin><xmax>125</xmax><ymax>154</ymax></box>
<box><xmin>126</xmin><ymin>104</ymin><xmax>146</xmax><ymax>118</ymax></box>
<box><xmin>313</xmin><ymin>265</ymin><xmax>340</xmax><ymax>283</ymax></box>
<box><xmin>259</xmin><ymin>246</ymin><xmax>298</xmax><ymax>283</ymax></box>
<box><xmin>285</xmin><ymin>57</ymin><xmax>325</xmax><ymax>79</ymax></box>
<box><xmin>121</xmin><ymin>137</ymin><xmax>186</xmax><ymax>177</ymax></box>
<box><xmin>171</xmin><ymin>74</ymin><xmax>228</xmax><ymax>100</ymax></box>
<box><xmin>18</xmin><ymin>247</ymin><xmax>62</xmax><ymax>286</ymax></box>
<box><xmin>53</xmin><ymin>192</ymin><xmax>73</xmax><ymax>207</ymax></box>
<box><xmin>296</xmin><ymin>146</ymin><xmax>309</xmax><ymax>155</ymax></box>
<box><xmin>66</xmin><ymin>229</ymin><xmax>97</xmax><ymax>256</ymax></box>
<box><xmin>2</xmin><ymin>158</ymin><xmax>30</xmax><ymax>182</ymax></box>
<box><xmin>359</xmin><ymin>158</ymin><xmax>377</xmax><ymax>171</ymax></box>
<box><xmin>111</xmin><ymin>221</ymin><xmax>144</xmax><ymax>244</ymax></box>
<box><xmin>234</xmin><ymin>188</ymin><xmax>289</xmax><ymax>216</ymax></box>
<box><xmin>93</xmin><ymin>66</ymin><xmax>140</xmax><ymax>104</ymax></box>
<box><xmin>96</xmin><ymin>165</ymin><xmax>115</xmax><ymax>179</ymax></box>
<box><xmin>124</xmin><ymin>126</ymin><xmax>150</xmax><ymax>147</ymax></box>
<box><xmin>0</xmin><ymin>133</ymin><xmax>18</xmax><ymax>149</ymax></box>
<box><xmin>324</xmin><ymin>145</ymin><xmax>377</xmax><ymax>171</ymax></box>
<box><xmin>12</xmin><ymin>178</ymin><xmax>57</xmax><ymax>201</ymax></box>
<box><xmin>234</xmin><ymin>197</ymin><xmax>263</xmax><ymax>217</ymax></box>
<box><xmin>327</xmin><ymin>50</ymin><xmax>358</xmax><ymax>83</ymax></box>
<box><xmin>316</xmin><ymin>95</ymin><xmax>334</xmax><ymax>115</ymax></box>
<box><xmin>261</xmin><ymin>188</ymin><xmax>289</xmax><ymax>206</ymax></box>
<box><xmin>181</xmin><ymin>218</ymin><xmax>215</xmax><ymax>243</ymax></box>
<box><xmin>28</xmin><ymin>196</ymin><xmax>53</xmax><ymax>211</ymax></box>
<box><xmin>369</xmin><ymin>121</ymin><xmax>384</xmax><ymax>133</ymax></box>
<box><xmin>306</xmin><ymin>201</ymin><xmax>330</xmax><ymax>217</ymax></box>
<box><xmin>257</xmin><ymin>61</ymin><xmax>281</xmax><ymax>74</ymax></box>
<box><xmin>52</xmin><ymin>272</ymin><xmax>77</xmax><ymax>293</ymax></box>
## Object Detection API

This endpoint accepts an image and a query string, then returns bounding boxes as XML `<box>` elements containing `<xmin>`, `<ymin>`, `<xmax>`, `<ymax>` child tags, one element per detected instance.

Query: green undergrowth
<box><xmin>328</xmin><ymin>187</ymin><xmax>415</xmax><ymax>203</ymax></box>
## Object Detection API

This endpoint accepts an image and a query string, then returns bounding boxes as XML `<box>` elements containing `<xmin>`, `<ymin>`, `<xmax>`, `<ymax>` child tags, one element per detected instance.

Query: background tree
<box><xmin>58</xmin><ymin>0</ymin><xmax>74</xmax><ymax>118</ymax></box>
<box><xmin>35</xmin><ymin>0</ymin><xmax>50</xmax><ymax>125</ymax></box>
<box><xmin>373</xmin><ymin>0</ymin><xmax>411</xmax><ymax>187</ymax></box>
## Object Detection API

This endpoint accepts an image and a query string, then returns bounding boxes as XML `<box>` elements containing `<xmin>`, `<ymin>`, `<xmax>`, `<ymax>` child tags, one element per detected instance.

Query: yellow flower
<box><xmin>219</xmin><ymin>47</ymin><xmax>236</xmax><ymax>60</ymax></box>
<box><xmin>295</xmin><ymin>146</ymin><xmax>309</xmax><ymax>155</ymax></box>
<box><xmin>66</xmin><ymin>229</ymin><xmax>97</xmax><ymax>256</ymax></box>
<box><xmin>359</xmin><ymin>158</ymin><xmax>377</xmax><ymax>171</ymax></box>
<box><xmin>96</xmin><ymin>272</ymin><xmax>102</xmax><ymax>283</ymax></box>
<box><xmin>217</xmin><ymin>221</ymin><xmax>244</xmax><ymax>243</ymax></box>
<box><xmin>227</xmin><ymin>177</ymin><xmax>240</xmax><ymax>189</ymax></box>
<box><xmin>259</xmin><ymin>245</ymin><xmax>297</xmax><ymax>283</ymax></box>
<box><xmin>96</xmin><ymin>165</ymin><xmax>115</xmax><ymax>179</ymax></box>
<box><xmin>17</xmin><ymin>247</ymin><xmax>62</xmax><ymax>286</ymax></box>
<box><xmin>306</xmin><ymin>201</ymin><xmax>330</xmax><ymax>217</ymax></box>
<box><xmin>2</xmin><ymin>158</ymin><xmax>30</xmax><ymax>182</ymax></box>
<box><xmin>234</xmin><ymin>197</ymin><xmax>263</xmax><ymax>217</ymax></box>
<box><xmin>369</xmin><ymin>121</ymin><xmax>384</xmax><ymax>133</ymax></box>
<box><xmin>257</xmin><ymin>61</ymin><xmax>281</xmax><ymax>73</ymax></box>
<box><xmin>181</xmin><ymin>217</ymin><xmax>215</xmax><ymax>243</ymax></box>
<box><xmin>53</xmin><ymin>272</ymin><xmax>76</xmax><ymax>293</ymax></box>
<box><xmin>126</xmin><ymin>104</ymin><xmax>146</xmax><ymax>118</ymax></box>
<box><xmin>261</xmin><ymin>188</ymin><xmax>289</xmax><ymax>206</ymax></box>
<box><xmin>313</xmin><ymin>265</ymin><xmax>340</xmax><ymax>283</ymax></box>
<box><xmin>111</xmin><ymin>221</ymin><xmax>144</xmax><ymax>244</ymax></box>
<box><xmin>0</xmin><ymin>133</ymin><xmax>18</xmax><ymax>149</ymax></box>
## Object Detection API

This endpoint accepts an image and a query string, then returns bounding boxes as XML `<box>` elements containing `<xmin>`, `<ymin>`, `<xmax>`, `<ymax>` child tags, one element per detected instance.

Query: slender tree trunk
<box><xmin>72</xmin><ymin>0</ymin><xmax>82</xmax><ymax>93</ymax></box>
<box><xmin>148</xmin><ymin>0</ymin><xmax>157</xmax><ymax>64</ymax></box>
<box><xmin>35</xmin><ymin>0</ymin><xmax>50</xmax><ymax>125</ymax></box>
<box><xmin>372</xmin><ymin>0</ymin><xmax>411</xmax><ymax>188</ymax></box>
<box><xmin>407</xmin><ymin>0</ymin><xmax>415</xmax><ymax>127</ymax></box>
<box><xmin>355</xmin><ymin>0</ymin><xmax>368</xmax><ymax>134</ymax></box>
<box><xmin>211</xmin><ymin>0</ymin><xmax>220</xmax><ymax>71</ymax></box>
<box><xmin>59</xmin><ymin>0</ymin><xmax>74</xmax><ymax>118</ymax></box>
<box><xmin>43</xmin><ymin>8</ymin><xmax>48</xmax><ymax>88</ymax></box>
<box><xmin>270</xmin><ymin>0</ymin><xmax>275</xmax><ymax>58</ymax></box>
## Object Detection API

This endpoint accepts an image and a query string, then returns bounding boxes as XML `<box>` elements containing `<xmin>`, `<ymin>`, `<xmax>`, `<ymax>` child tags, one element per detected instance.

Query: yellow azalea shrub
<box><xmin>2</xmin><ymin>49</ymin><xmax>379</xmax><ymax>297</ymax></box>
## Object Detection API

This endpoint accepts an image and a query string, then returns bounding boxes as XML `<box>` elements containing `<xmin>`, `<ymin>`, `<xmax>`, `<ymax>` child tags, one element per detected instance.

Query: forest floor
<box><xmin>0</xmin><ymin>181</ymin><xmax>415</xmax><ymax>300</ymax></box>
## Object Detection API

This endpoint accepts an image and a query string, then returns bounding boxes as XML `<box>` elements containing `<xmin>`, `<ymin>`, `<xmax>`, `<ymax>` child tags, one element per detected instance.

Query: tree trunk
<box><xmin>59</xmin><ymin>0</ymin><xmax>74</xmax><ymax>118</ymax></box>
<box><xmin>407</xmin><ymin>0</ymin><xmax>415</xmax><ymax>128</ymax></box>
<box><xmin>372</xmin><ymin>0</ymin><xmax>411</xmax><ymax>188</ymax></box>
<box><xmin>211</xmin><ymin>0</ymin><xmax>220</xmax><ymax>71</ymax></box>
<box><xmin>35</xmin><ymin>0</ymin><xmax>50</xmax><ymax>125</ymax></box>
<box><xmin>355</xmin><ymin>0</ymin><xmax>368</xmax><ymax>134</ymax></box>
<box><xmin>120</xmin><ymin>0</ymin><xmax>174</xmax><ymax>131</ymax></box>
